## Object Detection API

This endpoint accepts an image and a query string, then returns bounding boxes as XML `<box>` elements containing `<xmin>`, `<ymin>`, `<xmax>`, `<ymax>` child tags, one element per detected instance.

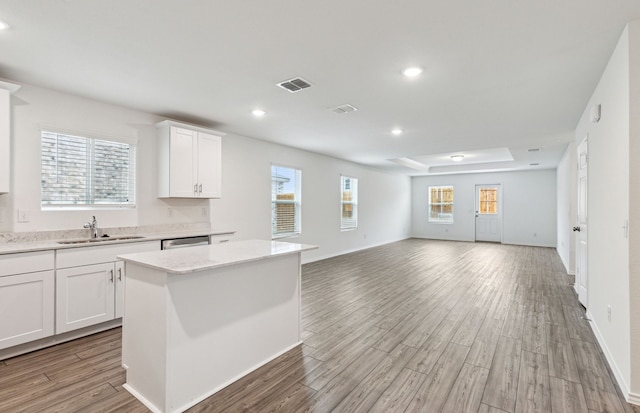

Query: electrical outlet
<box><xmin>533</xmin><ymin>232</ymin><xmax>537</xmax><ymax>237</ymax></box>
<box><xmin>167</xmin><ymin>208</ymin><xmax>173</xmax><ymax>218</ymax></box>
<box><xmin>201</xmin><ymin>207</ymin><xmax>208</xmax><ymax>217</ymax></box>
<box><xmin>607</xmin><ymin>305</ymin><xmax>611</xmax><ymax>322</ymax></box>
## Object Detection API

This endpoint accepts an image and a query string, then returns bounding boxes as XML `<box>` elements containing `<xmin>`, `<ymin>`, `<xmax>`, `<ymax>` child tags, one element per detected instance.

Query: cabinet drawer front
<box><xmin>0</xmin><ymin>251</ymin><xmax>55</xmax><ymax>277</ymax></box>
<box><xmin>56</xmin><ymin>241</ymin><xmax>158</xmax><ymax>269</ymax></box>
<box><xmin>0</xmin><ymin>270</ymin><xmax>55</xmax><ymax>350</ymax></box>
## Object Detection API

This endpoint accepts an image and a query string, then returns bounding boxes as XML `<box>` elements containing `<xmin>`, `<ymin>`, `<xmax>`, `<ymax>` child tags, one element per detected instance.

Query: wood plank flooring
<box><xmin>1</xmin><ymin>239</ymin><xmax>638</xmax><ymax>412</ymax></box>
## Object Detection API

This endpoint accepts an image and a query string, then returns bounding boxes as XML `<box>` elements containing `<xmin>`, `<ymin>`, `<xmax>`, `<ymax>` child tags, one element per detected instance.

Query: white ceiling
<box><xmin>1</xmin><ymin>0</ymin><xmax>639</xmax><ymax>175</ymax></box>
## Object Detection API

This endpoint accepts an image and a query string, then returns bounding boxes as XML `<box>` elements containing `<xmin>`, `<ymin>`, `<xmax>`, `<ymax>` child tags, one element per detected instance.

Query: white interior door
<box><xmin>475</xmin><ymin>184</ymin><xmax>502</xmax><ymax>242</ymax></box>
<box><xmin>574</xmin><ymin>137</ymin><xmax>588</xmax><ymax>306</ymax></box>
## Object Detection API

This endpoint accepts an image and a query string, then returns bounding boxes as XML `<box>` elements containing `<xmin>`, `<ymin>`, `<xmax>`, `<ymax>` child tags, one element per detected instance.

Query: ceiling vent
<box><xmin>277</xmin><ymin>77</ymin><xmax>312</xmax><ymax>93</ymax></box>
<box><xmin>332</xmin><ymin>104</ymin><xmax>358</xmax><ymax>114</ymax></box>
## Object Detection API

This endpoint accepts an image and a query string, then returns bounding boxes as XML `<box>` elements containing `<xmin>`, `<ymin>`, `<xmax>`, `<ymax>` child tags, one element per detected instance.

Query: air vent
<box><xmin>277</xmin><ymin>77</ymin><xmax>312</xmax><ymax>93</ymax></box>
<box><xmin>332</xmin><ymin>104</ymin><xmax>358</xmax><ymax>114</ymax></box>
<box><xmin>527</xmin><ymin>148</ymin><xmax>541</xmax><ymax>152</ymax></box>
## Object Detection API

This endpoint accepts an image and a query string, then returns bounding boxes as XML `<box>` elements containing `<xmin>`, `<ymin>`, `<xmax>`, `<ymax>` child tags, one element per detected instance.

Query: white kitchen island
<box><xmin>117</xmin><ymin>240</ymin><xmax>317</xmax><ymax>413</ymax></box>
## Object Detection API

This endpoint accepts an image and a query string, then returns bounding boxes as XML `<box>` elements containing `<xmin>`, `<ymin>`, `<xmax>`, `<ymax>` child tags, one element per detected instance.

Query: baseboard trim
<box><xmin>586</xmin><ymin>309</ymin><xmax>635</xmax><ymax>404</ymax></box>
<box><xmin>302</xmin><ymin>237</ymin><xmax>410</xmax><ymax>264</ymax></box>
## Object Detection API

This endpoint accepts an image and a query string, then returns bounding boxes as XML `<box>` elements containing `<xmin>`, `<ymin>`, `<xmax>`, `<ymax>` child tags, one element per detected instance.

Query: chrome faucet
<box><xmin>83</xmin><ymin>216</ymin><xmax>99</xmax><ymax>238</ymax></box>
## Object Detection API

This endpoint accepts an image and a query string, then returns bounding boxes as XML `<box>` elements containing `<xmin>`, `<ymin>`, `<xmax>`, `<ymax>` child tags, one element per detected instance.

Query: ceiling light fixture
<box><xmin>450</xmin><ymin>155</ymin><xmax>464</xmax><ymax>162</ymax></box>
<box><xmin>252</xmin><ymin>109</ymin><xmax>266</xmax><ymax>117</ymax></box>
<box><xmin>402</xmin><ymin>67</ymin><xmax>423</xmax><ymax>77</ymax></box>
<box><xmin>391</xmin><ymin>128</ymin><xmax>403</xmax><ymax>136</ymax></box>
<box><xmin>0</xmin><ymin>20</ymin><xmax>9</xmax><ymax>30</ymax></box>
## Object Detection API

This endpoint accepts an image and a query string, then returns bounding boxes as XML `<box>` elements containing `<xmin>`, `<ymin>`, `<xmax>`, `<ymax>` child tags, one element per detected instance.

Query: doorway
<box><xmin>574</xmin><ymin>137</ymin><xmax>588</xmax><ymax>307</ymax></box>
<box><xmin>475</xmin><ymin>184</ymin><xmax>502</xmax><ymax>242</ymax></box>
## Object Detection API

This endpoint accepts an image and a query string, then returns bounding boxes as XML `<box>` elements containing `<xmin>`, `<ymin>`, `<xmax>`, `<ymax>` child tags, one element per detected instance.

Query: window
<box><xmin>340</xmin><ymin>176</ymin><xmax>358</xmax><ymax>230</ymax></box>
<box><xmin>478</xmin><ymin>187</ymin><xmax>498</xmax><ymax>214</ymax></box>
<box><xmin>428</xmin><ymin>186</ymin><xmax>454</xmax><ymax>223</ymax></box>
<box><xmin>41</xmin><ymin>131</ymin><xmax>136</xmax><ymax>207</ymax></box>
<box><xmin>271</xmin><ymin>165</ymin><xmax>301</xmax><ymax>238</ymax></box>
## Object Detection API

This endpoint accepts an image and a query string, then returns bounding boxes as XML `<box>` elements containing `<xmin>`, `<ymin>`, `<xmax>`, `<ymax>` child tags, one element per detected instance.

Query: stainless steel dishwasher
<box><xmin>161</xmin><ymin>235</ymin><xmax>211</xmax><ymax>250</ymax></box>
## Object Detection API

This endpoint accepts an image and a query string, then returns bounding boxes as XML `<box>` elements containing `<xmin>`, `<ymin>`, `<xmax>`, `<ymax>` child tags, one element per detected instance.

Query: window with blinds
<box><xmin>271</xmin><ymin>165</ymin><xmax>301</xmax><ymax>238</ymax></box>
<box><xmin>340</xmin><ymin>176</ymin><xmax>358</xmax><ymax>230</ymax></box>
<box><xmin>428</xmin><ymin>186</ymin><xmax>454</xmax><ymax>223</ymax></box>
<box><xmin>41</xmin><ymin>131</ymin><xmax>136</xmax><ymax>207</ymax></box>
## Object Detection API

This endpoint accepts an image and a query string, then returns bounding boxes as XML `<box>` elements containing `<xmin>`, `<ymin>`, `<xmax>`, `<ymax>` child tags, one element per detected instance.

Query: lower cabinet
<box><xmin>0</xmin><ymin>270</ymin><xmax>55</xmax><ymax>350</ymax></box>
<box><xmin>56</xmin><ymin>260</ymin><xmax>126</xmax><ymax>334</ymax></box>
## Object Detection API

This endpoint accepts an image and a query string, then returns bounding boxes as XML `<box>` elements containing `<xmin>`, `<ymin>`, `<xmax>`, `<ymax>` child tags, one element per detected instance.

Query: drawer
<box><xmin>0</xmin><ymin>251</ymin><xmax>55</xmax><ymax>277</ymax></box>
<box><xmin>56</xmin><ymin>241</ymin><xmax>159</xmax><ymax>269</ymax></box>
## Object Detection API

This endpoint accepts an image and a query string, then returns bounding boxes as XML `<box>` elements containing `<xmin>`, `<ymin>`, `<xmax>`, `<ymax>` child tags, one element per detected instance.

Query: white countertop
<box><xmin>0</xmin><ymin>229</ymin><xmax>234</xmax><ymax>255</ymax></box>
<box><xmin>118</xmin><ymin>239</ymin><xmax>318</xmax><ymax>274</ymax></box>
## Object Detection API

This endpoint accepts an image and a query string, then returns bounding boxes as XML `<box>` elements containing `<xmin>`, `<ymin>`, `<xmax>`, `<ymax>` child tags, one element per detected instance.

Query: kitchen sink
<box><xmin>58</xmin><ymin>236</ymin><xmax>146</xmax><ymax>244</ymax></box>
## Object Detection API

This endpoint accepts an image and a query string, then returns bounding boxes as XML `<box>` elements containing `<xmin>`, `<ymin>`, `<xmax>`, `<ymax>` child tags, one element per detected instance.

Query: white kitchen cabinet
<box><xmin>0</xmin><ymin>251</ymin><xmax>54</xmax><ymax>350</ymax></box>
<box><xmin>0</xmin><ymin>81</ymin><xmax>21</xmax><ymax>194</ymax></box>
<box><xmin>156</xmin><ymin>120</ymin><xmax>224</xmax><ymax>198</ymax></box>
<box><xmin>55</xmin><ymin>241</ymin><xmax>157</xmax><ymax>334</ymax></box>
<box><xmin>56</xmin><ymin>261</ymin><xmax>129</xmax><ymax>333</ymax></box>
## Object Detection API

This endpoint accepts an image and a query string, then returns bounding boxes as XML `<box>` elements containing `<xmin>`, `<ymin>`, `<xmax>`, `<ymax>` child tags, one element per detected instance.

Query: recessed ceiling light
<box><xmin>402</xmin><ymin>67</ymin><xmax>423</xmax><ymax>77</ymax></box>
<box><xmin>391</xmin><ymin>128</ymin><xmax>403</xmax><ymax>136</ymax></box>
<box><xmin>252</xmin><ymin>109</ymin><xmax>266</xmax><ymax>117</ymax></box>
<box><xmin>0</xmin><ymin>20</ymin><xmax>9</xmax><ymax>30</ymax></box>
<box><xmin>450</xmin><ymin>155</ymin><xmax>464</xmax><ymax>162</ymax></box>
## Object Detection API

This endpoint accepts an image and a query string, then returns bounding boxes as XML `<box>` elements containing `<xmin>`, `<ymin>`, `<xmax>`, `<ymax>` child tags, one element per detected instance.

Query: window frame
<box><xmin>428</xmin><ymin>185</ymin><xmax>454</xmax><ymax>224</ymax></box>
<box><xmin>40</xmin><ymin>129</ymin><xmax>137</xmax><ymax>209</ymax></box>
<box><xmin>340</xmin><ymin>175</ymin><xmax>358</xmax><ymax>231</ymax></box>
<box><xmin>271</xmin><ymin>164</ymin><xmax>302</xmax><ymax>239</ymax></box>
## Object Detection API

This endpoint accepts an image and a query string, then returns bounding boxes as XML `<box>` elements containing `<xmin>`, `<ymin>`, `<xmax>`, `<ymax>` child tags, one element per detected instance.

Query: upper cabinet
<box><xmin>156</xmin><ymin>120</ymin><xmax>225</xmax><ymax>198</ymax></box>
<box><xmin>0</xmin><ymin>81</ymin><xmax>21</xmax><ymax>194</ymax></box>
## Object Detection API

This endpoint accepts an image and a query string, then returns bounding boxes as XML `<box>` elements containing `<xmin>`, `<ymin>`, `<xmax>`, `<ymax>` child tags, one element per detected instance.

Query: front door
<box><xmin>575</xmin><ymin>137</ymin><xmax>588</xmax><ymax>307</ymax></box>
<box><xmin>475</xmin><ymin>184</ymin><xmax>502</xmax><ymax>242</ymax></box>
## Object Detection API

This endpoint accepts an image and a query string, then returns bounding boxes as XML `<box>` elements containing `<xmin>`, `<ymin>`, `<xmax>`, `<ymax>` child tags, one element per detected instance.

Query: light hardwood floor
<box><xmin>1</xmin><ymin>239</ymin><xmax>638</xmax><ymax>412</ymax></box>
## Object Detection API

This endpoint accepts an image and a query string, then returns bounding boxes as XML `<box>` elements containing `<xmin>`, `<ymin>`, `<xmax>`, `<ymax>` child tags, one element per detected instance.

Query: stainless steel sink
<box><xmin>58</xmin><ymin>236</ymin><xmax>145</xmax><ymax>244</ymax></box>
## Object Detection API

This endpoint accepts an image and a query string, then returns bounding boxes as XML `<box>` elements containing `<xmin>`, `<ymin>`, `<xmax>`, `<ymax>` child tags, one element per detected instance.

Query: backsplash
<box><xmin>0</xmin><ymin>222</ymin><xmax>211</xmax><ymax>244</ymax></box>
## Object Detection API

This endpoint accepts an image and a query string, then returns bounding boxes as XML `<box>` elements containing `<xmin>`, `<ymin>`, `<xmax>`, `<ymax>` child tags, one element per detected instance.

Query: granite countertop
<box><xmin>118</xmin><ymin>239</ymin><xmax>318</xmax><ymax>274</ymax></box>
<box><xmin>0</xmin><ymin>226</ymin><xmax>235</xmax><ymax>255</ymax></box>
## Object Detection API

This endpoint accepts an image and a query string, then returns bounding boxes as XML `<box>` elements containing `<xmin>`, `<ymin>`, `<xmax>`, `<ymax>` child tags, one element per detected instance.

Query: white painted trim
<box><xmin>586</xmin><ymin>309</ymin><xmax>633</xmax><ymax>403</ymax></box>
<box><xmin>123</xmin><ymin>384</ymin><xmax>162</xmax><ymax>413</ymax></box>
<box><xmin>302</xmin><ymin>237</ymin><xmax>409</xmax><ymax>264</ymax></box>
<box><xmin>147</xmin><ymin>341</ymin><xmax>303</xmax><ymax>413</ymax></box>
<box><xmin>629</xmin><ymin>392</ymin><xmax>640</xmax><ymax>405</ymax></box>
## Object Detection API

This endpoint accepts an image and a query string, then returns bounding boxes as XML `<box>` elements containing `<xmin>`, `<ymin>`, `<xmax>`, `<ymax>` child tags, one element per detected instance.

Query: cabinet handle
<box><xmin>110</xmin><ymin>269</ymin><xmax>114</xmax><ymax>283</ymax></box>
<box><xmin>194</xmin><ymin>184</ymin><xmax>198</xmax><ymax>195</ymax></box>
<box><xmin>199</xmin><ymin>184</ymin><xmax>203</xmax><ymax>194</ymax></box>
<box><xmin>118</xmin><ymin>268</ymin><xmax>122</xmax><ymax>281</ymax></box>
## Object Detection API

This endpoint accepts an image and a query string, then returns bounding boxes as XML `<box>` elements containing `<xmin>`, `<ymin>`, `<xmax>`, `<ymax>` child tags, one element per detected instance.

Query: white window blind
<box><xmin>340</xmin><ymin>176</ymin><xmax>358</xmax><ymax>230</ymax></box>
<box><xmin>428</xmin><ymin>186</ymin><xmax>454</xmax><ymax>223</ymax></box>
<box><xmin>271</xmin><ymin>165</ymin><xmax>301</xmax><ymax>238</ymax></box>
<box><xmin>41</xmin><ymin>131</ymin><xmax>136</xmax><ymax>207</ymax></box>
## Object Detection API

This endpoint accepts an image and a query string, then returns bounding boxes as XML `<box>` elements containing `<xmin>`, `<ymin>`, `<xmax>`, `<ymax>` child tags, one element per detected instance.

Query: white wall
<box><xmin>411</xmin><ymin>169</ymin><xmax>557</xmax><ymax>247</ymax></box>
<box><xmin>575</xmin><ymin>24</ymin><xmax>633</xmax><ymax>399</ymax></box>
<box><xmin>556</xmin><ymin>142</ymin><xmax>576</xmax><ymax>274</ymax></box>
<box><xmin>1</xmin><ymin>81</ymin><xmax>412</xmax><ymax>263</ymax></box>
<box><xmin>1</xmin><ymin>82</ymin><xmax>212</xmax><ymax>232</ymax></box>
<box><xmin>211</xmin><ymin>133</ymin><xmax>412</xmax><ymax>262</ymax></box>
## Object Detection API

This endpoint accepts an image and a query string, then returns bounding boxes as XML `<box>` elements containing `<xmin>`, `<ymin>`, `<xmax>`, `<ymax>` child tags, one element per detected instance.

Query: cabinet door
<box><xmin>169</xmin><ymin>127</ymin><xmax>198</xmax><ymax>197</ymax></box>
<box><xmin>56</xmin><ymin>263</ymin><xmax>115</xmax><ymax>334</ymax></box>
<box><xmin>197</xmin><ymin>132</ymin><xmax>222</xmax><ymax>198</ymax></box>
<box><xmin>115</xmin><ymin>261</ymin><xmax>125</xmax><ymax>319</ymax></box>
<box><xmin>0</xmin><ymin>270</ymin><xmax>55</xmax><ymax>350</ymax></box>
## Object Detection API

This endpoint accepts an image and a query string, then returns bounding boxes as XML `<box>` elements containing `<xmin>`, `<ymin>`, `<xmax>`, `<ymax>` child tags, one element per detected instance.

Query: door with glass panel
<box><xmin>475</xmin><ymin>184</ymin><xmax>502</xmax><ymax>242</ymax></box>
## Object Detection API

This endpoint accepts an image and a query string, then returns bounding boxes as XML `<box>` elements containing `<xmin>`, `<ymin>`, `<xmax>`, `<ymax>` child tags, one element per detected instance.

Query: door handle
<box><xmin>572</xmin><ymin>226</ymin><xmax>581</xmax><ymax>232</ymax></box>
<box><xmin>118</xmin><ymin>268</ymin><xmax>122</xmax><ymax>281</ymax></box>
<box><xmin>110</xmin><ymin>269</ymin><xmax>114</xmax><ymax>282</ymax></box>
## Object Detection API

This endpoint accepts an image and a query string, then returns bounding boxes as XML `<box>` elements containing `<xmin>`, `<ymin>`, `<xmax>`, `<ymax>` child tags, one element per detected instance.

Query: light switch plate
<box><xmin>17</xmin><ymin>209</ymin><xmax>30</xmax><ymax>223</ymax></box>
